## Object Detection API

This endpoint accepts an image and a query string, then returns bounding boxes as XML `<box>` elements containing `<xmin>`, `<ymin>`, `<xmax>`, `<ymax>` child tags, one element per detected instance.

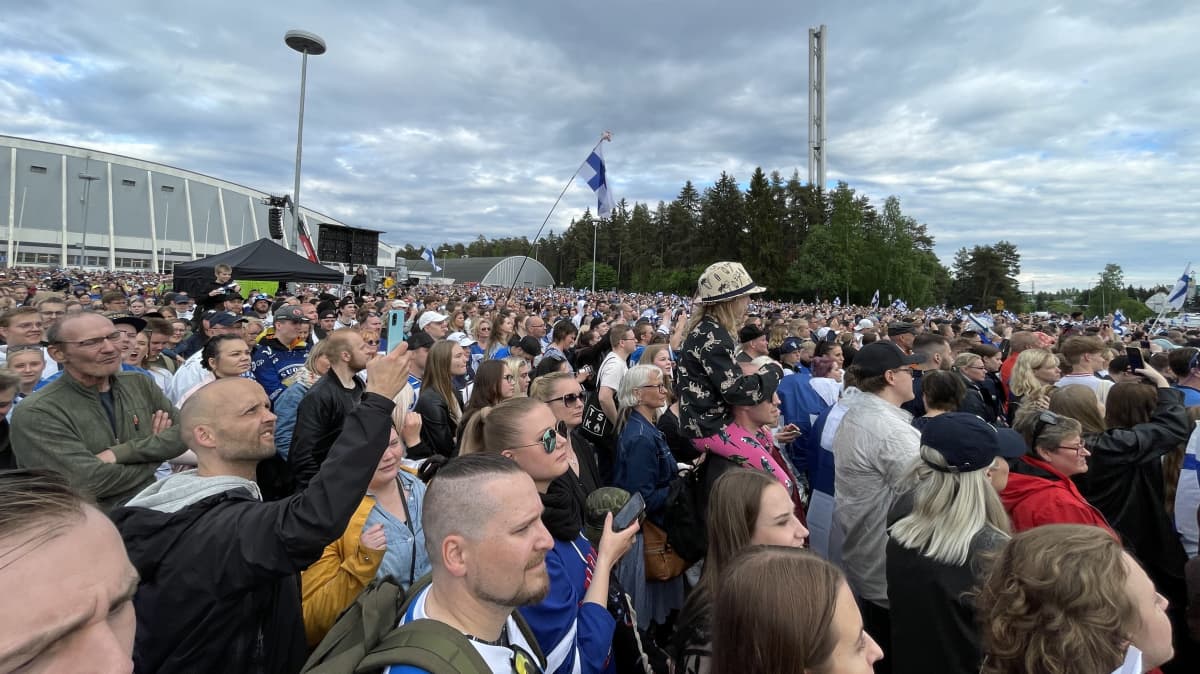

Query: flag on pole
<box><xmin>870</xmin><ymin>289</ymin><xmax>879</xmax><ymax>308</ymax></box>
<box><xmin>296</xmin><ymin>214</ymin><xmax>318</xmax><ymax>263</ymax></box>
<box><xmin>421</xmin><ymin>246</ymin><xmax>443</xmax><ymax>273</ymax></box>
<box><xmin>580</xmin><ymin>132</ymin><xmax>614</xmax><ymax>219</ymax></box>
<box><xmin>967</xmin><ymin>312</ymin><xmax>996</xmax><ymax>345</ymax></box>
<box><xmin>1167</xmin><ymin>265</ymin><xmax>1191</xmax><ymax>310</ymax></box>
<box><xmin>833</xmin><ymin>296</ymin><xmax>841</xmax><ymax>307</ymax></box>
<box><xmin>1112</xmin><ymin>309</ymin><xmax>1127</xmax><ymax>335</ymax></box>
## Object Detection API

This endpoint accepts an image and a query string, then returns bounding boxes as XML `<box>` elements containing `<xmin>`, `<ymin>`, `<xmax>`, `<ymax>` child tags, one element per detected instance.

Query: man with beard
<box><xmin>289</xmin><ymin>328</ymin><xmax>374</xmax><ymax>490</ymax></box>
<box><xmin>384</xmin><ymin>454</ymin><xmax>553</xmax><ymax>674</ymax></box>
<box><xmin>111</xmin><ymin>344</ymin><xmax>410</xmax><ymax>674</ymax></box>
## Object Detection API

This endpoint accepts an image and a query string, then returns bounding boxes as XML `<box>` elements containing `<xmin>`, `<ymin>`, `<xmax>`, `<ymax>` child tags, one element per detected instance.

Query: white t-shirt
<box><xmin>597</xmin><ymin>351</ymin><xmax>628</xmax><ymax>394</ymax></box>
<box><xmin>384</xmin><ymin>586</ymin><xmax>538</xmax><ymax>674</ymax></box>
<box><xmin>1055</xmin><ymin>373</ymin><xmax>1114</xmax><ymax>404</ymax></box>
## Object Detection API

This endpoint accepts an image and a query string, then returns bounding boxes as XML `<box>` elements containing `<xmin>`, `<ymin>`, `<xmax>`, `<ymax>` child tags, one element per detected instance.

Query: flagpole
<box><xmin>506</xmin><ymin>132</ymin><xmax>612</xmax><ymax>305</ymax></box>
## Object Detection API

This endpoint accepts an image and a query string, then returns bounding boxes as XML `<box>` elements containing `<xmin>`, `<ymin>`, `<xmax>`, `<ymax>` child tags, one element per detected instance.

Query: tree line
<box><xmin>398</xmin><ymin>169</ymin><xmax>1038</xmax><ymax>309</ymax></box>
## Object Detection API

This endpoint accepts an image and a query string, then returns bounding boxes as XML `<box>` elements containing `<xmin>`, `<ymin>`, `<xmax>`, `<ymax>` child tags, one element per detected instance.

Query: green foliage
<box><xmin>573</xmin><ymin>262</ymin><xmax>617</xmax><ymax>290</ymax></box>
<box><xmin>949</xmin><ymin>241</ymin><xmax>1023</xmax><ymax>309</ymax></box>
<box><xmin>1115</xmin><ymin>297</ymin><xmax>1153</xmax><ymax>322</ymax></box>
<box><xmin>400</xmin><ymin>169</ymin><xmax>952</xmax><ymax>302</ymax></box>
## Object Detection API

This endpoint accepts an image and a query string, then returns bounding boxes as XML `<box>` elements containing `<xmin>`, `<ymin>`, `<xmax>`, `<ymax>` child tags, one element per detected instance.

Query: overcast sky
<box><xmin>2</xmin><ymin>1</ymin><xmax>1197</xmax><ymax>290</ymax></box>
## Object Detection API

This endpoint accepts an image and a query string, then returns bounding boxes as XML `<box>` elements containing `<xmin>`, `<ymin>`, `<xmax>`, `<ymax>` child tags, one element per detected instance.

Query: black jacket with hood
<box><xmin>1074</xmin><ymin>387</ymin><xmax>1190</xmax><ymax>589</ymax></box>
<box><xmin>111</xmin><ymin>393</ymin><xmax>396</xmax><ymax>674</ymax></box>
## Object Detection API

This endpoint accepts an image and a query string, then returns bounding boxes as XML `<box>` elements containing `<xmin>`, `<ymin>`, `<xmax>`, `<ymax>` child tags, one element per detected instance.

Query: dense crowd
<box><xmin>0</xmin><ymin>261</ymin><xmax>1198</xmax><ymax>674</ymax></box>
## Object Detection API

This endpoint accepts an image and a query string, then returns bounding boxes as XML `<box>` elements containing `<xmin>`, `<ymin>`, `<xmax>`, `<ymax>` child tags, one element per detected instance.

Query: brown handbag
<box><xmin>642</xmin><ymin>519</ymin><xmax>688</xmax><ymax>581</ymax></box>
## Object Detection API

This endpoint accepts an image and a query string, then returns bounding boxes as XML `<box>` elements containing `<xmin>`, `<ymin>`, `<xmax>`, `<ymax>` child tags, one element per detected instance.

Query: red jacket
<box><xmin>1000</xmin><ymin>456</ymin><xmax>1114</xmax><ymax>534</ymax></box>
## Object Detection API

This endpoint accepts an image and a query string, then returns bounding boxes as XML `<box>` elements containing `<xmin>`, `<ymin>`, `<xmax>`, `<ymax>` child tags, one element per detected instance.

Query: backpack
<box><xmin>301</xmin><ymin>575</ymin><xmax>547</xmax><ymax>674</ymax></box>
<box><xmin>662</xmin><ymin>464</ymin><xmax>707</xmax><ymax>564</ymax></box>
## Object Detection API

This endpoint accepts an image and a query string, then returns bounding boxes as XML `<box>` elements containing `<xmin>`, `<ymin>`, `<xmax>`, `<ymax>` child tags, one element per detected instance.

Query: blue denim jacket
<box><xmin>613</xmin><ymin>410</ymin><xmax>676</xmax><ymax>525</ymax></box>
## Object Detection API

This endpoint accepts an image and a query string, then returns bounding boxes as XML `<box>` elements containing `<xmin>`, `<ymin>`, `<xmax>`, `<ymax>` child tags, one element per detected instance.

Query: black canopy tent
<box><xmin>172</xmin><ymin>238</ymin><xmax>343</xmax><ymax>296</ymax></box>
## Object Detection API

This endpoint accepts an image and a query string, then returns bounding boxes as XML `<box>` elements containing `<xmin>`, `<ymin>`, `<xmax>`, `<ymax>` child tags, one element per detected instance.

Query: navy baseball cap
<box><xmin>920</xmin><ymin>413</ymin><xmax>1027</xmax><ymax>473</ymax></box>
<box><xmin>207</xmin><ymin>311</ymin><xmax>241</xmax><ymax>328</ymax></box>
<box><xmin>852</xmin><ymin>341</ymin><xmax>926</xmax><ymax>378</ymax></box>
<box><xmin>779</xmin><ymin>337</ymin><xmax>802</xmax><ymax>355</ymax></box>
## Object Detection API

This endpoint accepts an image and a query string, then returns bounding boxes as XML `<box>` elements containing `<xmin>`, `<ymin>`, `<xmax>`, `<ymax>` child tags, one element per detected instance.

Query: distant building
<box><xmin>405</xmin><ymin>255</ymin><xmax>555</xmax><ymax>288</ymax></box>
<box><xmin>0</xmin><ymin>135</ymin><xmax>395</xmax><ymax>272</ymax></box>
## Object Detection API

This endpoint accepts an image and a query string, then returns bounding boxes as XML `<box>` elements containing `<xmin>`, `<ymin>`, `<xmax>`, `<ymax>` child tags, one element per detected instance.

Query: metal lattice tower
<box><xmin>808</xmin><ymin>24</ymin><xmax>826</xmax><ymax>189</ymax></box>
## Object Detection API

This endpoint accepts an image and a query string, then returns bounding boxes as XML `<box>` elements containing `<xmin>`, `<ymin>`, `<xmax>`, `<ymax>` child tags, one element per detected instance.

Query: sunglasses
<box><xmin>365</xmin><ymin>339</ymin><xmax>380</xmax><ymax>346</ymax></box>
<box><xmin>546</xmin><ymin>391</ymin><xmax>586</xmax><ymax>406</ymax></box>
<box><xmin>512</xmin><ymin>420</ymin><xmax>569</xmax><ymax>454</ymax></box>
<box><xmin>1031</xmin><ymin>411</ymin><xmax>1059</xmax><ymax>448</ymax></box>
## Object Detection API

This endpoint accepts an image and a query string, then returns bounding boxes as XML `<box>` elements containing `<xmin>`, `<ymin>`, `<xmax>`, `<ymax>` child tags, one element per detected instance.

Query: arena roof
<box><xmin>405</xmin><ymin>256</ymin><xmax>555</xmax><ymax>288</ymax></box>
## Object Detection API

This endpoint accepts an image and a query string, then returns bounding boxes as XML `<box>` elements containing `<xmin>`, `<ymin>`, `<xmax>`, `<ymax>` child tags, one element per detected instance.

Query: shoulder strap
<box><xmin>358</xmin><ymin>619</ymin><xmax>492</xmax><ymax>674</ymax></box>
<box><xmin>509</xmin><ymin>608</ymin><xmax>547</xmax><ymax>667</ymax></box>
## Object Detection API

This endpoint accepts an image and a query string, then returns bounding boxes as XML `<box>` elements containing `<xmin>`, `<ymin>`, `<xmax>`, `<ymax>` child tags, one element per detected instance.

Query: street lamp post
<box><xmin>284</xmin><ymin>29</ymin><xmax>326</xmax><ymax>254</ymax></box>
<box><xmin>78</xmin><ymin>173</ymin><xmax>100</xmax><ymax>268</ymax></box>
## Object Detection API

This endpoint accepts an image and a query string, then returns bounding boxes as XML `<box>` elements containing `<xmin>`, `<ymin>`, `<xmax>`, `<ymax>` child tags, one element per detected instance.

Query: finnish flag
<box><xmin>421</xmin><ymin>246</ymin><xmax>442</xmax><ymax>273</ymax></box>
<box><xmin>1168</xmin><ymin>267</ymin><xmax>1191</xmax><ymax>310</ymax></box>
<box><xmin>870</xmin><ymin>289</ymin><xmax>879</xmax><ymax>308</ymax></box>
<box><xmin>1112</xmin><ymin>309</ymin><xmax>1127</xmax><ymax>335</ymax></box>
<box><xmin>581</xmin><ymin>136</ymin><xmax>614</xmax><ymax>219</ymax></box>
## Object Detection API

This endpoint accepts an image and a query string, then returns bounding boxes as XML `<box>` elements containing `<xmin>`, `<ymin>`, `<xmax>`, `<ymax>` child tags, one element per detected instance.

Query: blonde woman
<box><xmin>1007</xmin><ymin>348</ymin><xmax>1061</xmax><ymax>420</ymax></box>
<box><xmin>503</xmin><ymin>354</ymin><xmax>531</xmax><ymax>397</ymax></box>
<box><xmin>886</xmin><ymin>413</ymin><xmax>1021</xmax><ymax>674</ymax></box>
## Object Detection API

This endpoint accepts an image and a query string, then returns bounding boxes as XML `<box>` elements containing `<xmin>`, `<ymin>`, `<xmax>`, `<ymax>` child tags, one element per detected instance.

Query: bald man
<box><xmin>111</xmin><ymin>344</ymin><xmax>412</xmax><ymax>674</ymax></box>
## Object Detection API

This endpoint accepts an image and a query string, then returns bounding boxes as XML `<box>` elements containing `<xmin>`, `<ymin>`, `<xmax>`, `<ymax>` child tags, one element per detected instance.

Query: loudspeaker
<box><xmin>268</xmin><ymin>207</ymin><xmax>284</xmax><ymax>240</ymax></box>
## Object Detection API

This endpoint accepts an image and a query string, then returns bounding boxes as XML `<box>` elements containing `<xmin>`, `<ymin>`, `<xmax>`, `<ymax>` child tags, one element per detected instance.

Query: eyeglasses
<box><xmin>511</xmin><ymin>421</ymin><xmax>568</xmax><ymax>454</ymax></box>
<box><xmin>364</xmin><ymin>340</ymin><xmax>380</xmax><ymax>346</ymax></box>
<box><xmin>1031</xmin><ymin>411</ymin><xmax>1059</xmax><ymax>448</ymax></box>
<box><xmin>56</xmin><ymin>331</ymin><xmax>124</xmax><ymax>348</ymax></box>
<box><xmin>638</xmin><ymin>383</ymin><xmax>669</xmax><ymax>392</ymax></box>
<box><xmin>1054</xmin><ymin>443</ymin><xmax>1088</xmax><ymax>455</ymax></box>
<box><xmin>546</xmin><ymin>391</ymin><xmax>586</xmax><ymax>406</ymax></box>
<box><xmin>965</xmin><ymin>364</ymin><xmax>986</xmax><ymax>371</ymax></box>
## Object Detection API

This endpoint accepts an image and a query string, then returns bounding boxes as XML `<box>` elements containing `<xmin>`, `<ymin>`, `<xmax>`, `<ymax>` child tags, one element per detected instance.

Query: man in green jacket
<box><xmin>11</xmin><ymin>312</ymin><xmax>185</xmax><ymax>510</ymax></box>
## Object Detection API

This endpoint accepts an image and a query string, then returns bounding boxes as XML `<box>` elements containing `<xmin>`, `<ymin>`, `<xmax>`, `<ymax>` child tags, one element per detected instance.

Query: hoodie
<box><xmin>112</xmin><ymin>393</ymin><xmax>396</xmax><ymax>674</ymax></box>
<box><xmin>1000</xmin><ymin>456</ymin><xmax>1112</xmax><ymax>534</ymax></box>
<box><xmin>125</xmin><ymin>470</ymin><xmax>261</xmax><ymax>512</ymax></box>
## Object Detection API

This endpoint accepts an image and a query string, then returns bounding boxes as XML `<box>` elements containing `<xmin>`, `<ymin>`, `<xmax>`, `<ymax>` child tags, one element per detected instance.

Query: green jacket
<box><xmin>11</xmin><ymin>369</ymin><xmax>185</xmax><ymax>510</ymax></box>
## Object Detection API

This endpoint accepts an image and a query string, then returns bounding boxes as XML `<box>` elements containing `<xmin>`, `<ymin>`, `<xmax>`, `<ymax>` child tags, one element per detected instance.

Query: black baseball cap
<box><xmin>852</xmin><ymin>341</ymin><xmax>926</xmax><ymax>377</ymax></box>
<box><xmin>738</xmin><ymin>325</ymin><xmax>765</xmax><ymax>344</ymax></box>
<box><xmin>518</xmin><ymin>335</ymin><xmax>542</xmax><ymax>357</ymax></box>
<box><xmin>920</xmin><ymin>413</ymin><xmax>1027</xmax><ymax>473</ymax></box>
<box><xmin>406</xmin><ymin>332</ymin><xmax>435</xmax><ymax>351</ymax></box>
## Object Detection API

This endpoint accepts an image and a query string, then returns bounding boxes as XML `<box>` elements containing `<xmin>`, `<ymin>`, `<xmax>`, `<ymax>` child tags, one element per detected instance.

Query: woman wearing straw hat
<box><xmin>676</xmin><ymin>262</ymin><xmax>784</xmax><ymax>450</ymax></box>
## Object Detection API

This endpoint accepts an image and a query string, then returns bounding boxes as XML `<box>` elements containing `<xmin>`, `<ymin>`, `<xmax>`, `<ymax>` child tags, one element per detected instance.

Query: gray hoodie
<box><xmin>125</xmin><ymin>469</ymin><xmax>261</xmax><ymax>513</ymax></box>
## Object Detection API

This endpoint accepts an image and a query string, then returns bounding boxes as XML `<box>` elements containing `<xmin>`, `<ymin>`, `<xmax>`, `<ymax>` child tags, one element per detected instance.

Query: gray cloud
<box><xmin>1</xmin><ymin>0</ymin><xmax>1197</xmax><ymax>289</ymax></box>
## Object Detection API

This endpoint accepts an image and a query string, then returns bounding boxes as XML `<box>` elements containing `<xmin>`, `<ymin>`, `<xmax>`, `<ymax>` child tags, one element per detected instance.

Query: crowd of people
<box><xmin>0</xmin><ymin>260</ymin><xmax>1198</xmax><ymax>674</ymax></box>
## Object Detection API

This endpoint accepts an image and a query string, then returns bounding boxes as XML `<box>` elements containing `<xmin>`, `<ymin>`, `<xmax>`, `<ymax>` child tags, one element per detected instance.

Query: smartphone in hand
<box><xmin>1125</xmin><ymin>346</ymin><xmax>1146</xmax><ymax>372</ymax></box>
<box><xmin>613</xmin><ymin>492</ymin><xmax>646</xmax><ymax>532</ymax></box>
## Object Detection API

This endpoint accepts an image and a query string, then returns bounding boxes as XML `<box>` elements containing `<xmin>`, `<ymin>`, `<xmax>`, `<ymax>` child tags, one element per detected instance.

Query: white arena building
<box><xmin>0</xmin><ymin>135</ymin><xmax>395</xmax><ymax>273</ymax></box>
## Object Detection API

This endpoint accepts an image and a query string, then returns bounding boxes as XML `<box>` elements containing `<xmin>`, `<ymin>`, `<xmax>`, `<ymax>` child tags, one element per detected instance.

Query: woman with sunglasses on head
<box><xmin>1050</xmin><ymin>373</ymin><xmax>1195</xmax><ymax>671</ymax></box>
<box><xmin>531</xmin><ymin>371</ymin><xmax>603</xmax><ymax>498</ymax></box>
<box><xmin>459</xmin><ymin>397</ymin><xmax>638</xmax><ymax>674</ymax></box>
<box><xmin>1003</xmin><ymin>406</ymin><xmax>1114</xmax><ymax>533</ymax></box>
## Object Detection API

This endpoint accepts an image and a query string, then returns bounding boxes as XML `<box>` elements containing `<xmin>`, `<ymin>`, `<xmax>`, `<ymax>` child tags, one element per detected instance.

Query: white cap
<box><xmin>446</xmin><ymin>331</ymin><xmax>476</xmax><ymax>347</ymax></box>
<box><xmin>417</xmin><ymin>311</ymin><xmax>449</xmax><ymax>330</ymax></box>
<box><xmin>856</xmin><ymin>318</ymin><xmax>875</xmax><ymax>331</ymax></box>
